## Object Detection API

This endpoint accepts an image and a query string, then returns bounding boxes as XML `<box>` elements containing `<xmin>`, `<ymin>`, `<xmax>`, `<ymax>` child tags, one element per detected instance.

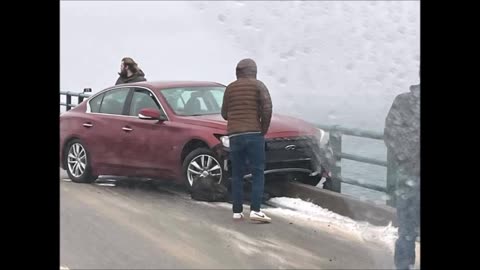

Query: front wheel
<box><xmin>182</xmin><ymin>148</ymin><xmax>226</xmax><ymax>192</ymax></box>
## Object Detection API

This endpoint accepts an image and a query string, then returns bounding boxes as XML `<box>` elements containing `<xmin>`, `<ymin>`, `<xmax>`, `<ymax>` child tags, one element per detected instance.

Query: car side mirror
<box><xmin>138</xmin><ymin>108</ymin><xmax>166</xmax><ymax>121</ymax></box>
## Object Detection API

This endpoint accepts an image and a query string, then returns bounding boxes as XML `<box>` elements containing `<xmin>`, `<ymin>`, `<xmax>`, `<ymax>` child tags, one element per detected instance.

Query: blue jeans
<box><xmin>394</xmin><ymin>169</ymin><xmax>420</xmax><ymax>270</ymax></box>
<box><xmin>230</xmin><ymin>133</ymin><xmax>265</xmax><ymax>213</ymax></box>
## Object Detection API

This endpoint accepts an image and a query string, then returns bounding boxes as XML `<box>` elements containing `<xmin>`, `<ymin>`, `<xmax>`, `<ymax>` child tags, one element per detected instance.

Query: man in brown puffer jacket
<box><xmin>221</xmin><ymin>58</ymin><xmax>273</xmax><ymax>223</ymax></box>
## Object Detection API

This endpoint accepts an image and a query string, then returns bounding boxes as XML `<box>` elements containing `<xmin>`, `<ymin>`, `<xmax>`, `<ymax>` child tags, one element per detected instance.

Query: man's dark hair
<box><xmin>122</xmin><ymin>57</ymin><xmax>139</xmax><ymax>73</ymax></box>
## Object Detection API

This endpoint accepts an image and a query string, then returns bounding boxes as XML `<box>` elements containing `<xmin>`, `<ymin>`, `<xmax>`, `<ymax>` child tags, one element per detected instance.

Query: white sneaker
<box><xmin>233</xmin><ymin>213</ymin><xmax>244</xmax><ymax>220</ymax></box>
<box><xmin>249</xmin><ymin>210</ymin><xmax>271</xmax><ymax>223</ymax></box>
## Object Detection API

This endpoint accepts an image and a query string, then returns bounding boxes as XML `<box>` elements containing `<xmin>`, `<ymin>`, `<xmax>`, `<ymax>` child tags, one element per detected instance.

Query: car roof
<box><xmin>119</xmin><ymin>81</ymin><xmax>226</xmax><ymax>90</ymax></box>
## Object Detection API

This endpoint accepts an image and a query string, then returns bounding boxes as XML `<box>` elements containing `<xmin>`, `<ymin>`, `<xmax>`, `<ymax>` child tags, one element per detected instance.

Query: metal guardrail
<box><xmin>59</xmin><ymin>90</ymin><xmax>396</xmax><ymax>207</ymax></box>
<box><xmin>316</xmin><ymin>124</ymin><xmax>384</xmax><ymax>140</ymax></box>
<box><xmin>315</xmin><ymin>124</ymin><xmax>396</xmax><ymax>207</ymax></box>
<box><xmin>60</xmin><ymin>91</ymin><xmax>91</xmax><ymax>111</ymax></box>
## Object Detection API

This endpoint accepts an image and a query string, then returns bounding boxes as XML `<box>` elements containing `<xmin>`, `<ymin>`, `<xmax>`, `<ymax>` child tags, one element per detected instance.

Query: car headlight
<box><xmin>317</xmin><ymin>128</ymin><xmax>329</xmax><ymax>146</ymax></box>
<box><xmin>220</xmin><ymin>136</ymin><xmax>230</xmax><ymax>148</ymax></box>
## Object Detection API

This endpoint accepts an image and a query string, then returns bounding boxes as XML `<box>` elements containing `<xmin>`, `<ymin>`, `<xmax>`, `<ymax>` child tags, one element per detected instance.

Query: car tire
<box><xmin>182</xmin><ymin>148</ymin><xmax>226</xmax><ymax>192</ymax></box>
<box><xmin>64</xmin><ymin>139</ymin><xmax>98</xmax><ymax>183</ymax></box>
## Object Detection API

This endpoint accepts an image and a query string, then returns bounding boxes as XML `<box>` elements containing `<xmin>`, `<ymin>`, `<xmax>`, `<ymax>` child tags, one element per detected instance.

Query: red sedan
<box><xmin>60</xmin><ymin>81</ymin><xmax>332</xmax><ymax>190</ymax></box>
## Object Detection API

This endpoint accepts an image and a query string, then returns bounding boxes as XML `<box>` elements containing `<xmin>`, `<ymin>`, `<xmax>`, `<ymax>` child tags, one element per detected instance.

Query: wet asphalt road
<box><xmin>60</xmin><ymin>170</ymin><xmax>395</xmax><ymax>269</ymax></box>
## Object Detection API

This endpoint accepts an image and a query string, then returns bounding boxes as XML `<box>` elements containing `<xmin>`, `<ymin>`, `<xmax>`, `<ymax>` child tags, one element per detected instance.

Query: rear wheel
<box><xmin>64</xmin><ymin>139</ymin><xmax>98</xmax><ymax>183</ymax></box>
<box><xmin>182</xmin><ymin>148</ymin><xmax>225</xmax><ymax>192</ymax></box>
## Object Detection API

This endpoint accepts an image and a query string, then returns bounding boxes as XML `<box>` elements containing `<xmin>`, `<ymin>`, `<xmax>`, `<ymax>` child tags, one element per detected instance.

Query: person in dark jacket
<box><xmin>384</xmin><ymin>76</ymin><xmax>420</xmax><ymax>270</ymax></box>
<box><xmin>221</xmin><ymin>58</ymin><xmax>273</xmax><ymax>223</ymax></box>
<box><xmin>115</xmin><ymin>57</ymin><xmax>147</xmax><ymax>85</ymax></box>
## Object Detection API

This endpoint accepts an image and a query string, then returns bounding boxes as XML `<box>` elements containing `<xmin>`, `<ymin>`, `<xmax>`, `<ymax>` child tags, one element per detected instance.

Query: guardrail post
<box><xmin>328</xmin><ymin>126</ymin><xmax>342</xmax><ymax>193</ymax></box>
<box><xmin>386</xmin><ymin>150</ymin><xmax>397</xmax><ymax>207</ymax></box>
<box><xmin>66</xmin><ymin>93</ymin><xmax>72</xmax><ymax>111</ymax></box>
<box><xmin>78</xmin><ymin>96</ymin><xmax>84</xmax><ymax>104</ymax></box>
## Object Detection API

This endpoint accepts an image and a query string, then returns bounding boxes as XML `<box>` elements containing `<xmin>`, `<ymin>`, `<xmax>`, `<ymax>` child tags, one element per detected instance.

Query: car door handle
<box><xmin>83</xmin><ymin>123</ymin><xmax>93</xmax><ymax>128</ymax></box>
<box><xmin>122</xmin><ymin>126</ymin><xmax>133</xmax><ymax>132</ymax></box>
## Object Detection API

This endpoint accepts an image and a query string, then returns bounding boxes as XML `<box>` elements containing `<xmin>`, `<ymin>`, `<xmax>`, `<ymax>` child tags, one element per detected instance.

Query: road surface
<box><xmin>60</xmin><ymin>170</ymin><xmax>395</xmax><ymax>269</ymax></box>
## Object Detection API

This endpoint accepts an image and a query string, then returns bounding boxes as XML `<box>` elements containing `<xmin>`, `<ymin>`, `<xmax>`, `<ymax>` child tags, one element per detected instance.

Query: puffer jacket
<box><xmin>115</xmin><ymin>69</ymin><xmax>147</xmax><ymax>85</ymax></box>
<box><xmin>221</xmin><ymin>59</ymin><xmax>273</xmax><ymax>135</ymax></box>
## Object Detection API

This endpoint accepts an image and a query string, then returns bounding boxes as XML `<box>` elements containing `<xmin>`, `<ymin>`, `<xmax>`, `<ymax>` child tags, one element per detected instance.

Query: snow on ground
<box><xmin>199</xmin><ymin>196</ymin><xmax>420</xmax><ymax>268</ymax></box>
<box><xmin>198</xmin><ymin>197</ymin><xmax>398</xmax><ymax>253</ymax></box>
<box><xmin>267</xmin><ymin>197</ymin><xmax>398</xmax><ymax>252</ymax></box>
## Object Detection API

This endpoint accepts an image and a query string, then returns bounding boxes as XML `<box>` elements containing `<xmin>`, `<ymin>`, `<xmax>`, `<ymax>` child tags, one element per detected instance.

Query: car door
<box><xmin>82</xmin><ymin>87</ymin><xmax>133</xmax><ymax>175</ymax></box>
<box><xmin>119</xmin><ymin>87</ymin><xmax>178</xmax><ymax>178</ymax></box>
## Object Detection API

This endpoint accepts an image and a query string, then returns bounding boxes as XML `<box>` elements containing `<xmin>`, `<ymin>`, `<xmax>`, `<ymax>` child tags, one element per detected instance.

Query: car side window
<box><xmin>129</xmin><ymin>88</ymin><xmax>163</xmax><ymax>117</ymax></box>
<box><xmin>98</xmin><ymin>88</ymin><xmax>130</xmax><ymax>115</ymax></box>
<box><xmin>89</xmin><ymin>93</ymin><xmax>105</xmax><ymax>113</ymax></box>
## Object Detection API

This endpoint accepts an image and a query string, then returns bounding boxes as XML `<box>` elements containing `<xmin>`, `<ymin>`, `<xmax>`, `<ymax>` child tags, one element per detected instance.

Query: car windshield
<box><xmin>160</xmin><ymin>86</ymin><xmax>225</xmax><ymax>116</ymax></box>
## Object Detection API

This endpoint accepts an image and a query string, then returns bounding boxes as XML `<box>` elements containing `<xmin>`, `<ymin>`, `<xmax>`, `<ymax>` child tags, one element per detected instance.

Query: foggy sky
<box><xmin>61</xmin><ymin>1</ymin><xmax>420</xmax><ymax>130</ymax></box>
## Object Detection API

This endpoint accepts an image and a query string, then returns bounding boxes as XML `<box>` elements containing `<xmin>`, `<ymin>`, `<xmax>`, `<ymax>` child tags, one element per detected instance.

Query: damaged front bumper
<box><xmin>212</xmin><ymin>142</ymin><xmax>332</xmax><ymax>181</ymax></box>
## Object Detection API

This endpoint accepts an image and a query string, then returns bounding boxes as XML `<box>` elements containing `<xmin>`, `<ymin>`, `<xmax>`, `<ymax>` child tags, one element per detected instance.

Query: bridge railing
<box><xmin>60</xmin><ymin>91</ymin><xmax>92</xmax><ymax>111</ymax></box>
<box><xmin>315</xmin><ymin>124</ymin><xmax>396</xmax><ymax>207</ymax></box>
<box><xmin>59</xmin><ymin>90</ymin><xmax>397</xmax><ymax>207</ymax></box>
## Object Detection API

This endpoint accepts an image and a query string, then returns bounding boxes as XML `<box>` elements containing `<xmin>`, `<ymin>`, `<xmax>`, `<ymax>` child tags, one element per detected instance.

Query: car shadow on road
<box><xmin>93</xmin><ymin>176</ymin><xmax>276</xmax><ymax>207</ymax></box>
<box><xmin>94</xmin><ymin>177</ymin><xmax>188</xmax><ymax>197</ymax></box>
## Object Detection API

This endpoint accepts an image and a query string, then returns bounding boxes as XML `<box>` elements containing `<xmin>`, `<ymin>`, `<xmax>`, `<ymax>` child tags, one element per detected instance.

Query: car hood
<box><xmin>177</xmin><ymin>114</ymin><xmax>319</xmax><ymax>137</ymax></box>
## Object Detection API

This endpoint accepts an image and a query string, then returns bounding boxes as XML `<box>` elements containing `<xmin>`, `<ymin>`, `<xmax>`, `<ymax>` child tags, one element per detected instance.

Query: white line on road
<box><xmin>60</xmin><ymin>266</ymin><xmax>69</xmax><ymax>270</ymax></box>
